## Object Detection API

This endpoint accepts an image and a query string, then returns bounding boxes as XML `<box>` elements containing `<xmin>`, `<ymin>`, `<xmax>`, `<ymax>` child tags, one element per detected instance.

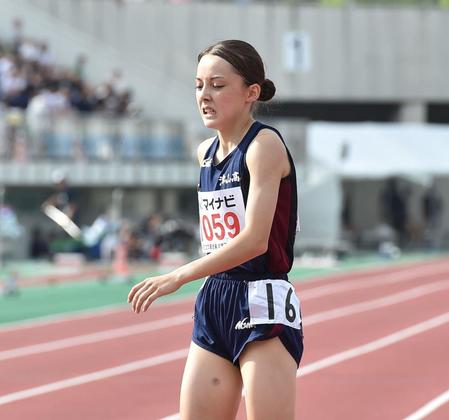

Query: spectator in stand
<box><xmin>1</xmin><ymin>64</ymin><xmax>29</xmax><ymax>108</ymax></box>
<box><xmin>94</xmin><ymin>82</ymin><xmax>119</xmax><ymax>115</ymax></box>
<box><xmin>26</xmin><ymin>81</ymin><xmax>70</xmax><ymax>156</ymax></box>
<box><xmin>117</xmin><ymin>89</ymin><xmax>135</xmax><ymax>116</ymax></box>
<box><xmin>27</xmin><ymin>82</ymin><xmax>70</xmax><ymax>121</ymax></box>
<box><xmin>37</xmin><ymin>42</ymin><xmax>54</xmax><ymax>68</ymax></box>
<box><xmin>18</xmin><ymin>39</ymin><xmax>41</xmax><ymax>63</ymax></box>
<box><xmin>93</xmin><ymin>68</ymin><xmax>134</xmax><ymax>116</ymax></box>
<box><xmin>68</xmin><ymin>78</ymin><xmax>96</xmax><ymax>113</ymax></box>
<box><xmin>25</xmin><ymin>61</ymin><xmax>45</xmax><ymax>95</ymax></box>
<box><xmin>0</xmin><ymin>53</ymin><xmax>15</xmax><ymax>85</ymax></box>
<box><xmin>0</xmin><ymin>19</ymin><xmax>135</xmax><ymax>118</ymax></box>
<box><xmin>107</xmin><ymin>68</ymin><xmax>128</xmax><ymax>96</ymax></box>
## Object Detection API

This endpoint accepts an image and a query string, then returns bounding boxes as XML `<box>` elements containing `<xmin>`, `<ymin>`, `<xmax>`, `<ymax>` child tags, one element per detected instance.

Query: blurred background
<box><xmin>1</xmin><ymin>2</ymin><xmax>449</xmax><ymax>420</ymax></box>
<box><xmin>0</xmin><ymin>0</ymin><xmax>448</xmax><ymax>306</ymax></box>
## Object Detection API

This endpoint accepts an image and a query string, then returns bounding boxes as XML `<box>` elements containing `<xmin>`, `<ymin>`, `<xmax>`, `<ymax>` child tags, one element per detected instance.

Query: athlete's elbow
<box><xmin>240</xmin><ymin>231</ymin><xmax>268</xmax><ymax>258</ymax></box>
<box><xmin>248</xmin><ymin>240</ymin><xmax>268</xmax><ymax>258</ymax></box>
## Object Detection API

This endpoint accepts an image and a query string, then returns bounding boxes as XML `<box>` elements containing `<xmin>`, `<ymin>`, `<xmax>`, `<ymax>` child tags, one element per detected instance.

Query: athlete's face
<box><xmin>196</xmin><ymin>54</ymin><xmax>257</xmax><ymax>130</ymax></box>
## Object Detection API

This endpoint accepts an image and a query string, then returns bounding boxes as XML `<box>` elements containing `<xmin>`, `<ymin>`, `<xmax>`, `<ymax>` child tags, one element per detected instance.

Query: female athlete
<box><xmin>128</xmin><ymin>39</ymin><xmax>303</xmax><ymax>420</ymax></box>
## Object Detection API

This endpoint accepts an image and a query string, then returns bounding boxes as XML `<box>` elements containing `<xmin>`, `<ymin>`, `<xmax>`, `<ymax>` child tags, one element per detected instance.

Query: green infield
<box><xmin>0</xmin><ymin>251</ymin><xmax>444</xmax><ymax>326</ymax></box>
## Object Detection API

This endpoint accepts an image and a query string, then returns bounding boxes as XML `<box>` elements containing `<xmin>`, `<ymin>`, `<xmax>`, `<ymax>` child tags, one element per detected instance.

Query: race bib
<box><xmin>248</xmin><ymin>279</ymin><xmax>301</xmax><ymax>330</ymax></box>
<box><xmin>198</xmin><ymin>187</ymin><xmax>246</xmax><ymax>254</ymax></box>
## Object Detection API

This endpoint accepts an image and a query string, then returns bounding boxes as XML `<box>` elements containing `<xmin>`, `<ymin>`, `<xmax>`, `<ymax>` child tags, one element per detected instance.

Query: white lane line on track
<box><xmin>304</xmin><ymin>279</ymin><xmax>449</xmax><ymax>325</ymax></box>
<box><xmin>2</xmin><ymin>279</ymin><xmax>449</xmax><ymax>362</ymax></box>
<box><xmin>2</xmin><ymin>312</ymin><xmax>449</xmax><ymax>408</ymax></box>
<box><xmin>298</xmin><ymin>311</ymin><xmax>449</xmax><ymax>376</ymax></box>
<box><xmin>403</xmin><ymin>389</ymin><xmax>449</xmax><ymax>420</ymax></box>
<box><xmin>297</xmin><ymin>258</ymin><xmax>445</xmax><ymax>286</ymax></box>
<box><xmin>159</xmin><ymin>311</ymin><xmax>449</xmax><ymax>420</ymax></box>
<box><xmin>0</xmin><ymin>304</ymin><xmax>129</xmax><ymax>332</ymax></box>
<box><xmin>300</xmin><ymin>263</ymin><xmax>449</xmax><ymax>300</ymax></box>
<box><xmin>0</xmin><ymin>295</ymin><xmax>195</xmax><ymax>333</ymax></box>
<box><xmin>0</xmin><ymin>314</ymin><xmax>193</xmax><ymax>362</ymax></box>
<box><xmin>2</xmin><ymin>260</ymin><xmax>449</xmax><ymax>334</ymax></box>
<box><xmin>0</xmin><ymin>348</ymin><xmax>189</xmax><ymax>407</ymax></box>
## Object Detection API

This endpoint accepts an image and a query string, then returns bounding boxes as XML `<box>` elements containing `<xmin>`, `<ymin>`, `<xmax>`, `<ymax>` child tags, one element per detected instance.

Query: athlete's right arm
<box><xmin>128</xmin><ymin>138</ymin><xmax>214</xmax><ymax>313</ymax></box>
<box><xmin>128</xmin><ymin>131</ymin><xmax>289</xmax><ymax>314</ymax></box>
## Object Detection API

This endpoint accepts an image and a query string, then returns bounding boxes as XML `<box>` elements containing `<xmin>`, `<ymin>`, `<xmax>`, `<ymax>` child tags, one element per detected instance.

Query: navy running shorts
<box><xmin>192</xmin><ymin>275</ymin><xmax>304</xmax><ymax>367</ymax></box>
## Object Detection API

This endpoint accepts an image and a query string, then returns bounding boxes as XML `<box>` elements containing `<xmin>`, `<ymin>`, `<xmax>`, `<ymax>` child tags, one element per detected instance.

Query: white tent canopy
<box><xmin>307</xmin><ymin>123</ymin><xmax>449</xmax><ymax>178</ymax></box>
<box><xmin>295</xmin><ymin>122</ymin><xmax>449</xmax><ymax>252</ymax></box>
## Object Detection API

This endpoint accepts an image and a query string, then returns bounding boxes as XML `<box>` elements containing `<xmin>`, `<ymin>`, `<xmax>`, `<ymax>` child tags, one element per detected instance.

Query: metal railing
<box><xmin>0</xmin><ymin>106</ymin><xmax>189</xmax><ymax>162</ymax></box>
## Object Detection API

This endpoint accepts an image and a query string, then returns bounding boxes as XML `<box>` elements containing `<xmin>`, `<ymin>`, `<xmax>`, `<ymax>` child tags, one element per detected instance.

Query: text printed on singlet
<box><xmin>248</xmin><ymin>279</ymin><xmax>301</xmax><ymax>330</ymax></box>
<box><xmin>198</xmin><ymin>186</ymin><xmax>245</xmax><ymax>254</ymax></box>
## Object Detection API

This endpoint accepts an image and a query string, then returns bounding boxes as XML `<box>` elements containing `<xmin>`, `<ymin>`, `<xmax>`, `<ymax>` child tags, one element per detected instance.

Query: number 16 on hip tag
<box><xmin>248</xmin><ymin>280</ymin><xmax>301</xmax><ymax>330</ymax></box>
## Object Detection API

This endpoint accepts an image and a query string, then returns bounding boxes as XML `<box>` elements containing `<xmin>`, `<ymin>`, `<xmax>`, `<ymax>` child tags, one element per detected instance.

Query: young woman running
<box><xmin>128</xmin><ymin>39</ymin><xmax>303</xmax><ymax>420</ymax></box>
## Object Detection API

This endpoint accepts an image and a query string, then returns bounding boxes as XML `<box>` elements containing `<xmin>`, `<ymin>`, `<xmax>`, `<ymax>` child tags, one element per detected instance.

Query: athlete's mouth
<box><xmin>202</xmin><ymin>106</ymin><xmax>216</xmax><ymax>116</ymax></box>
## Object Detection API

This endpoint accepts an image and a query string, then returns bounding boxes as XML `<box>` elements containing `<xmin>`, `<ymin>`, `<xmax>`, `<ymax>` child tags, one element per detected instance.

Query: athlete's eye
<box><xmin>195</xmin><ymin>85</ymin><xmax>203</xmax><ymax>90</ymax></box>
<box><xmin>213</xmin><ymin>84</ymin><xmax>224</xmax><ymax>89</ymax></box>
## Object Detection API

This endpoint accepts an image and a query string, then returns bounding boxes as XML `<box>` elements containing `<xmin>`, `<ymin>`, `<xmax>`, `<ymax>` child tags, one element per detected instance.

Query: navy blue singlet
<box><xmin>198</xmin><ymin>121</ymin><xmax>298</xmax><ymax>280</ymax></box>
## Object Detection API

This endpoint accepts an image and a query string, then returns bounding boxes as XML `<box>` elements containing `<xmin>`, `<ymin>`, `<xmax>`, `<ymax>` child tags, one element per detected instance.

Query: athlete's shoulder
<box><xmin>248</xmin><ymin>126</ymin><xmax>286</xmax><ymax>157</ymax></box>
<box><xmin>197</xmin><ymin>137</ymin><xmax>215</xmax><ymax>166</ymax></box>
<box><xmin>247</xmin><ymin>126</ymin><xmax>290</xmax><ymax>177</ymax></box>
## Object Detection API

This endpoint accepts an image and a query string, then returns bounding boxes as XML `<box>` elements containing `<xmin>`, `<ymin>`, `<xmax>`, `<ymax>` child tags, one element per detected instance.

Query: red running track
<box><xmin>1</xmin><ymin>258</ymin><xmax>449</xmax><ymax>419</ymax></box>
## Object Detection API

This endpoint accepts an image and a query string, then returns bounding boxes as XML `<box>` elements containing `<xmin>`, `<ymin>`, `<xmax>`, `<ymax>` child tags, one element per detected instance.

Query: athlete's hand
<box><xmin>128</xmin><ymin>273</ymin><xmax>180</xmax><ymax>313</ymax></box>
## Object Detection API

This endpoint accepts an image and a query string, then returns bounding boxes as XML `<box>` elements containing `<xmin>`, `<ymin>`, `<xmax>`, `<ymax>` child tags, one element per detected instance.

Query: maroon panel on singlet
<box><xmin>267</xmin><ymin>176</ymin><xmax>293</xmax><ymax>274</ymax></box>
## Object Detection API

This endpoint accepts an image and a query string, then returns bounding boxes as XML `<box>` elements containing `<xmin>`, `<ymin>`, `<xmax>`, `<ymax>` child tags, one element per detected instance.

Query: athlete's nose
<box><xmin>197</xmin><ymin>85</ymin><xmax>211</xmax><ymax>102</ymax></box>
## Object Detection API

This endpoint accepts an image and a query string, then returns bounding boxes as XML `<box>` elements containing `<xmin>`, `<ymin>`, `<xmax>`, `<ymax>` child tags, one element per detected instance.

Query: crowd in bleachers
<box><xmin>0</xmin><ymin>18</ymin><xmax>171</xmax><ymax>161</ymax></box>
<box><xmin>0</xmin><ymin>18</ymin><xmax>135</xmax><ymax>117</ymax></box>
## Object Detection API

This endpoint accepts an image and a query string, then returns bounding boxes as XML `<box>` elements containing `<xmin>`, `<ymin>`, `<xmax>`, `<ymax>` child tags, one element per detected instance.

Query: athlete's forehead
<box><xmin>196</xmin><ymin>54</ymin><xmax>237</xmax><ymax>80</ymax></box>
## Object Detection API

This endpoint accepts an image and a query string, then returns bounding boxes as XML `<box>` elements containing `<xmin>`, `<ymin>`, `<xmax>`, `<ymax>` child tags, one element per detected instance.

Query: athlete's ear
<box><xmin>246</xmin><ymin>83</ymin><xmax>261</xmax><ymax>103</ymax></box>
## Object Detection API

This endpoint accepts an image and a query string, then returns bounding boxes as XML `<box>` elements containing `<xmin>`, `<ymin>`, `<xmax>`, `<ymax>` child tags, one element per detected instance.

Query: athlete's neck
<box><xmin>217</xmin><ymin>116</ymin><xmax>255</xmax><ymax>156</ymax></box>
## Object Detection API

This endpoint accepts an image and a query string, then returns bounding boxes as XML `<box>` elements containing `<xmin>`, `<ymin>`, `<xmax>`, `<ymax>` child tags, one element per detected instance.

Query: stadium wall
<box><xmin>0</xmin><ymin>1</ymin><xmax>448</xmax><ymax>119</ymax></box>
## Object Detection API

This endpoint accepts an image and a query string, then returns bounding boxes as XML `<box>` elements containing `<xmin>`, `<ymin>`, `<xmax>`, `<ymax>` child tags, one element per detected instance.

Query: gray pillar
<box><xmin>162</xmin><ymin>189</ymin><xmax>178</xmax><ymax>217</ymax></box>
<box><xmin>398</xmin><ymin>102</ymin><xmax>426</xmax><ymax>123</ymax></box>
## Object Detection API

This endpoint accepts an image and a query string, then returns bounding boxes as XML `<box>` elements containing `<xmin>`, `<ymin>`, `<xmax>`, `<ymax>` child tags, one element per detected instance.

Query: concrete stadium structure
<box><xmin>1</xmin><ymin>0</ymin><xmax>448</xmax><ymax>254</ymax></box>
<box><xmin>1</xmin><ymin>0</ymin><xmax>449</xmax><ymax>121</ymax></box>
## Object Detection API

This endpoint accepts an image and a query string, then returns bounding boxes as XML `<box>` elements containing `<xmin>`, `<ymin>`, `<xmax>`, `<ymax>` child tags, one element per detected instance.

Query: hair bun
<box><xmin>259</xmin><ymin>78</ymin><xmax>276</xmax><ymax>102</ymax></box>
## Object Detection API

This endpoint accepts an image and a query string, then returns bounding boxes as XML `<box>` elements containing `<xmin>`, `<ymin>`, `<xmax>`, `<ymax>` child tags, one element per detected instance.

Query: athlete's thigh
<box><xmin>239</xmin><ymin>337</ymin><xmax>297</xmax><ymax>420</ymax></box>
<box><xmin>180</xmin><ymin>342</ymin><xmax>243</xmax><ymax>420</ymax></box>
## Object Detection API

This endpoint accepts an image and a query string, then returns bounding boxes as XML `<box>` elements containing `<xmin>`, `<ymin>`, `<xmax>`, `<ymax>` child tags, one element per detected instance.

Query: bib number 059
<box><xmin>248</xmin><ymin>280</ymin><xmax>301</xmax><ymax>330</ymax></box>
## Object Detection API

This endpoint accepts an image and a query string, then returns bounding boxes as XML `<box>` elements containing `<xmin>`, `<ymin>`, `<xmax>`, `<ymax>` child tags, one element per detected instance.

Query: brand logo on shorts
<box><xmin>235</xmin><ymin>317</ymin><xmax>254</xmax><ymax>330</ymax></box>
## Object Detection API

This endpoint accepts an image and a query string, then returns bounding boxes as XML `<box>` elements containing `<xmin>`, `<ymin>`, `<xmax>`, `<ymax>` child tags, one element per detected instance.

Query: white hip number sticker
<box><xmin>248</xmin><ymin>280</ymin><xmax>301</xmax><ymax>330</ymax></box>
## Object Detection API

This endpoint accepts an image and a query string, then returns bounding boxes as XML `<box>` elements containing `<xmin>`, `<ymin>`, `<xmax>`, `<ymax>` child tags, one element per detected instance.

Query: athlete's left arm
<box><xmin>241</xmin><ymin>129</ymin><xmax>291</xmax><ymax>251</ymax></box>
<box><xmin>128</xmin><ymin>130</ymin><xmax>290</xmax><ymax>313</ymax></box>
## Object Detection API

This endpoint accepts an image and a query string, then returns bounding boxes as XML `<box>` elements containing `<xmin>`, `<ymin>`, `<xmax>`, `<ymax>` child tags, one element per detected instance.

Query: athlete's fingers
<box><xmin>128</xmin><ymin>283</ymin><xmax>143</xmax><ymax>303</ymax></box>
<box><xmin>128</xmin><ymin>280</ymin><xmax>149</xmax><ymax>302</ymax></box>
<box><xmin>131</xmin><ymin>282</ymin><xmax>148</xmax><ymax>312</ymax></box>
<box><xmin>141</xmin><ymin>290</ymin><xmax>160</xmax><ymax>312</ymax></box>
<box><xmin>128</xmin><ymin>279</ymin><xmax>150</xmax><ymax>303</ymax></box>
<box><xmin>134</xmin><ymin>283</ymin><xmax>157</xmax><ymax>313</ymax></box>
